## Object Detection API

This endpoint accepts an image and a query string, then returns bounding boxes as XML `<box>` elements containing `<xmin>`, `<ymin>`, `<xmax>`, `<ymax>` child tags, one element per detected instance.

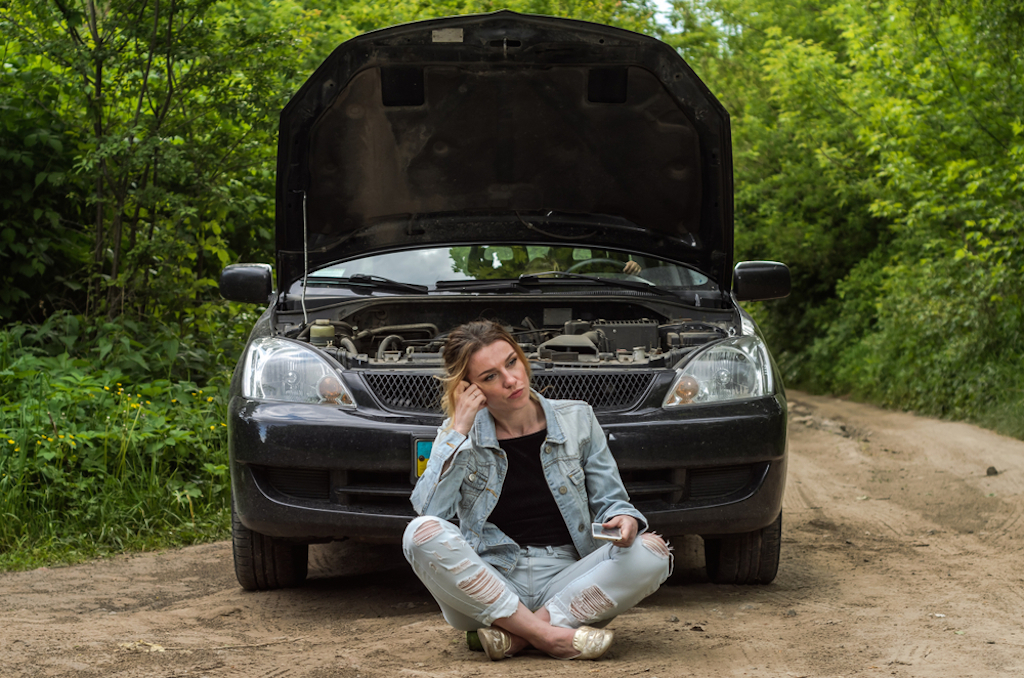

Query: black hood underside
<box><xmin>276</xmin><ymin>11</ymin><xmax>733</xmax><ymax>290</ymax></box>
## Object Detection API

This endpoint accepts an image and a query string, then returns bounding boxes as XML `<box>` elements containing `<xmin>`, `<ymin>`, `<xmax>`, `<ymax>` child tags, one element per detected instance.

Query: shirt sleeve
<box><xmin>580</xmin><ymin>405</ymin><xmax>649</xmax><ymax>533</ymax></box>
<box><xmin>409</xmin><ymin>421</ymin><xmax>471</xmax><ymax>519</ymax></box>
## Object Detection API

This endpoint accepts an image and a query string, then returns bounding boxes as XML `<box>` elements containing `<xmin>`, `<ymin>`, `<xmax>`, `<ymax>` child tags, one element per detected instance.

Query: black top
<box><xmin>487</xmin><ymin>429</ymin><xmax>575</xmax><ymax>548</ymax></box>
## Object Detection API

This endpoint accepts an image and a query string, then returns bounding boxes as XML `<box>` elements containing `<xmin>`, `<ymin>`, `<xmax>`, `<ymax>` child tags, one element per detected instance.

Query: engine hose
<box><xmin>339</xmin><ymin>337</ymin><xmax>358</xmax><ymax>354</ymax></box>
<box><xmin>376</xmin><ymin>335</ymin><xmax>404</xmax><ymax>361</ymax></box>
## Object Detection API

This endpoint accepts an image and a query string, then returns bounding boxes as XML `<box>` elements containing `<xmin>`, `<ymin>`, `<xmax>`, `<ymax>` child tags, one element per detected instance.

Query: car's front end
<box><xmin>220</xmin><ymin>11</ymin><xmax>789</xmax><ymax>590</ymax></box>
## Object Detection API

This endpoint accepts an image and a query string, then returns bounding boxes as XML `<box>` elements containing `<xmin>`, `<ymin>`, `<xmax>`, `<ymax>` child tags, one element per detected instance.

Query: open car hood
<box><xmin>276</xmin><ymin>11</ymin><xmax>734</xmax><ymax>292</ymax></box>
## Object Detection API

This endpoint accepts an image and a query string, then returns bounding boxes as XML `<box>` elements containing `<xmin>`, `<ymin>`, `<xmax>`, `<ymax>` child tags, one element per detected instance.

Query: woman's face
<box><xmin>465</xmin><ymin>340</ymin><xmax>530</xmax><ymax>419</ymax></box>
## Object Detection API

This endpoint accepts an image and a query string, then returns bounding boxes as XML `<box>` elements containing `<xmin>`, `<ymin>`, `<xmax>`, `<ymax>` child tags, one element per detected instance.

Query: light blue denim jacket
<box><xmin>410</xmin><ymin>391</ymin><xmax>647</xmax><ymax>576</ymax></box>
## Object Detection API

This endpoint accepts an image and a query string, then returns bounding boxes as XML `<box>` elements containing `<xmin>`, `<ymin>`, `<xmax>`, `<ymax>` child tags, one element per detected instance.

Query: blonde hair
<box><xmin>439</xmin><ymin>320</ymin><xmax>533</xmax><ymax>420</ymax></box>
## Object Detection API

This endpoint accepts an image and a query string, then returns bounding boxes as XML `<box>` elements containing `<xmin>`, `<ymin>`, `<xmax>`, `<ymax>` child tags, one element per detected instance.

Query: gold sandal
<box><xmin>476</xmin><ymin>627</ymin><xmax>514</xmax><ymax>661</ymax></box>
<box><xmin>562</xmin><ymin>626</ymin><xmax>614</xmax><ymax>660</ymax></box>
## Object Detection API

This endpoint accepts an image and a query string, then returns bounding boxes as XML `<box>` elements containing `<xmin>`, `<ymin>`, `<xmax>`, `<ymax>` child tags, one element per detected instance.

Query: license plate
<box><xmin>413</xmin><ymin>439</ymin><xmax>433</xmax><ymax>478</ymax></box>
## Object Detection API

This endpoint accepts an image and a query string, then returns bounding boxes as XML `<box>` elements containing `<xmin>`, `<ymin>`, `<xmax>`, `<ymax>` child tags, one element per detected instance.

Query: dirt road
<box><xmin>3</xmin><ymin>391</ymin><xmax>1024</xmax><ymax>677</ymax></box>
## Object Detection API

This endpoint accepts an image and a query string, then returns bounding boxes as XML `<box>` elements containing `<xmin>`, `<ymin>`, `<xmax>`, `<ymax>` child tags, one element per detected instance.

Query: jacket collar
<box><xmin>471</xmin><ymin>389</ymin><xmax>566</xmax><ymax>448</ymax></box>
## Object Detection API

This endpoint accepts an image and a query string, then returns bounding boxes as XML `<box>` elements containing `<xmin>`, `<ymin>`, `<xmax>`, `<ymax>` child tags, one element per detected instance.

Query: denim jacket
<box><xmin>410</xmin><ymin>391</ymin><xmax>647</xmax><ymax>576</ymax></box>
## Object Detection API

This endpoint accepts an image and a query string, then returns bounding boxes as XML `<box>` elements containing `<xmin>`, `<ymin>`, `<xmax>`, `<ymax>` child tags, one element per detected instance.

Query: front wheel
<box><xmin>703</xmin><ymin>511</ymin><xmax>782</xmax><ymax>585</ymax></box>
<box><xmin>232</xmin><ymin>500</ymin><xmax>308</xmax><ymax>590</ymax></box>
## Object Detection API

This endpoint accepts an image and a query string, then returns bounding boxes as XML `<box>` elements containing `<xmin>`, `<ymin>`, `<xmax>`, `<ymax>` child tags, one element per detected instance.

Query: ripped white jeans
<box><xmin>402</xmin><ymin>516</ymin><xmax>672</xmax><ymax>630</ymax></box>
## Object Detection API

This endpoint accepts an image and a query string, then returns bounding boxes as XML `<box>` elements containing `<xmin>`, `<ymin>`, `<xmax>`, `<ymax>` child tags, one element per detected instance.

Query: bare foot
<box><xmin>506</xmin><ymin>632</ymin><xmax>530</xmax><ymax>656</ymax></box>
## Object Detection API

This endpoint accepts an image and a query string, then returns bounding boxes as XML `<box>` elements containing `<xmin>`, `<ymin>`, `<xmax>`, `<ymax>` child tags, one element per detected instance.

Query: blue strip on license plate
<box><xmin>415</xmin><ymin>440</ymin><xmax>432</xmax><ymax>477</ymax></box>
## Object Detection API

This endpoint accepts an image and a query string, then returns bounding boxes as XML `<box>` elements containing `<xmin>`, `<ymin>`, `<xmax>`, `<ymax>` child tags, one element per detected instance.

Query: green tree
<box><xmin>662</xmin><ymin>0</ymin><xmax>1024</xmax><ymax>436</ymax></box>
<box><xmin>1</xmin><ymin>0</ymin><xmax>300</xmax><ymax>321</ymax></box>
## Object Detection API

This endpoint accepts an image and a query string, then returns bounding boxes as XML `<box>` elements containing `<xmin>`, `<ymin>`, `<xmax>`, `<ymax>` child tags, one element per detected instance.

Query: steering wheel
<box><xmin>565</xmin><ymin>258</ymin><xmax>647</xmax><ymax>281</ymax></box>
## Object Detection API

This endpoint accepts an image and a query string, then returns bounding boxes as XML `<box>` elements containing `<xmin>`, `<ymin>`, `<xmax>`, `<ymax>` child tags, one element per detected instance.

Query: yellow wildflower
<box><xmin>58</xmin><ymin>435</ymin><xmax>64</xmax><ymax>439</ymax></box>
<box><xmin>207</xmin><ymin>397</ymin><xmax>214</xmax><ymax>403</ymax></box>
<box><xmin>104</xmin><ymin>386</ymin><xmax>110</xmax><ymax>391</ymax></box>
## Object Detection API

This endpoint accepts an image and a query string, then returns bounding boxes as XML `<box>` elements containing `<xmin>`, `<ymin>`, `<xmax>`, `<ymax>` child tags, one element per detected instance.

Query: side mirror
<box><xmin>733</xmin><ymin>261</ymin><xmax>790</xmax><ymax>301</ymax></box>
<box><xmin>220</xmin><ymin>263</ymin><xmax>273</xmax><ymax>304</ymax></box>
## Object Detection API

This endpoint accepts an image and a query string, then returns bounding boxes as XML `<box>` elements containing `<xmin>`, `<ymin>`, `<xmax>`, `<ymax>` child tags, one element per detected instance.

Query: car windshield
<box><xmin>306</xmin><ymin>246</ymin><xmax>715</xmax><ymax>291</ymax></box>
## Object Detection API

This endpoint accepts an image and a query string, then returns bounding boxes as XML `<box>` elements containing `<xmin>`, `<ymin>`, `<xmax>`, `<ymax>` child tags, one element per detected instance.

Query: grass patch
<box><xmin>0</xmin><ymin>507</ymin><xmax>229</xmax><ymax>571</ymax></box>
<box><xmin>0</xmin><ymin>314</ymin><xmax>243</xmax><ymax>571</ymax></box>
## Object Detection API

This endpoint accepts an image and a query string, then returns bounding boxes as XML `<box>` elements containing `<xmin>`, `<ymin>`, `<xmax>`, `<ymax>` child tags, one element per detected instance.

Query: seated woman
<box><xmin>404</xmin><ymin>320</ymin><xmax>671</xmax><ymax>661</ymax></box>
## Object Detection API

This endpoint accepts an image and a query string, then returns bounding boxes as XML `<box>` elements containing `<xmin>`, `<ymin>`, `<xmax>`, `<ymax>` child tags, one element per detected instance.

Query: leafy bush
<box><xmin>666</xmin><ymin>0</ymin><xmax>1024</xmax><ymax>440</ymax></box>
<box><xmin>0</xmin><ymin>307</ymin><xmax>255</xmax><ymax>569</ymax></box>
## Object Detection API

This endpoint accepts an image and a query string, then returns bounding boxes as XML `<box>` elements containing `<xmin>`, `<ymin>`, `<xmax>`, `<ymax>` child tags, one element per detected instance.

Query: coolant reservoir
<box><xmin>310</xmin><ymin>319</ymin><xmax>335</xmax><ymax>346</ymax></box>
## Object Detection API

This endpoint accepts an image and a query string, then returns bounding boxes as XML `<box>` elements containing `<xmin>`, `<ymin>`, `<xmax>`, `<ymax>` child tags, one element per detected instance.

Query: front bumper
<box><xmin>229</xmin><ymin>394</ymin><xmax>787</xmax><ymax>542</ymax></box>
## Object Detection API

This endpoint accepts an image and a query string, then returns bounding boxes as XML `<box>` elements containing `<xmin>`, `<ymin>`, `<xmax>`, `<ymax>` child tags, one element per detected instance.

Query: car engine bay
<box><xmin>278</xmin><ymin>298</ymin><xmax>736</xmax><ymax>370</ymax></box>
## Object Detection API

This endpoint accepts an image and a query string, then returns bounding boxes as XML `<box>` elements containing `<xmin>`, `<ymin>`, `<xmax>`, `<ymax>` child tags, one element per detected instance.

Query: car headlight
<box><xmin>663</xmin><ymin>335</ymin><xmax>774</xmax><ymax>407</ymax></box>
<box><xmin>243</xmin><ymin>337</ymin><xmax>356</xmax><ymax>407</ymax></box>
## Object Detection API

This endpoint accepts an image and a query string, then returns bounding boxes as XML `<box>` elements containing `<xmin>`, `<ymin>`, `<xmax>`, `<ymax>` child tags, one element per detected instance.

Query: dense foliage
<box><xmin>1</xmin><ymin>0</ymin><xmax>1020</xmax><ymax>568</ymax></box>
<box><xmin>0</xmin><ymin>0</ymin><xmax>661</xmax><ymax>568</ymax></box>
<box><xmin>665</xmin><ymin>0</ymin><xmax>1024</xmax><ymax>437</ymax></box>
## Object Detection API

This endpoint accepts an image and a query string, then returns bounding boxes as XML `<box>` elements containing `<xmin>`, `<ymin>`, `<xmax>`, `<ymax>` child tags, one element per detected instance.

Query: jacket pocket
<box><xmin>566</xmin><ymin>466</ymin><xmax>586</xmax><ymax>489</ymax></box>
<box><xmin>457</xmin><ymin>465</ymin><xmax>488</xmax><ymax>512</ymax></box>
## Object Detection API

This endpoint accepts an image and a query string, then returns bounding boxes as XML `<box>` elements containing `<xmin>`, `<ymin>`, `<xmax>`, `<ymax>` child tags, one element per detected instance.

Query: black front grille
<box><xmin>261</xmin><ymin>467</ymin><xmax>331</xmax><ymax>501</ymax></box>
<box><xmin>622</xmin><ymin>463</ymin><xmax>766</xmax><ymax>508</ymax></box>
<box><xmin>533</xmin><ymin>372</ymin><xmax>654</xmax><ymax>410</ymax></box>
<box><xmin>255</xmin><ymin>462</ymin><xmax>765</xmax><ymax>516</ymax></box>
<box><xmin>363</xmin><ymin>370</ymin><xmax>656</xmax><ymax>413</ymax></box>
<box><xmin>363</xmin><ymin>372</ymin><xmax>442</xmax><ymax>412</ymax></box>
<box><xmin>689</xmin><ymin>466</ymin><xmax>755</xmax><ymax>499</ymax></box>
<box><xmin>256</xmin><ymin>466</ymin><xmax>413</xmax><ymax>510</ymax></box>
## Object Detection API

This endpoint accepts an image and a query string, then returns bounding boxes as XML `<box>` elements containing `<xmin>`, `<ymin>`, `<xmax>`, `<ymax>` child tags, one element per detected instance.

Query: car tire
<box><xmin>232</xmin><ymin>500</ymin><xmax>309</xmax><ymax>590</ymax></box>
<box><xmin>703</xmin><ymin>511</ymin><xmax>781</xmax><ymax>585</ymax></box>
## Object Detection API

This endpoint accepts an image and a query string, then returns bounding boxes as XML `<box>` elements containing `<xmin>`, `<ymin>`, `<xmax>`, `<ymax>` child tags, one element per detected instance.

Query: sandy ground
<box><xmin>3</xmin><ymin>390</ymin><xmax>1024</xmax><ymax>678</ymax></box>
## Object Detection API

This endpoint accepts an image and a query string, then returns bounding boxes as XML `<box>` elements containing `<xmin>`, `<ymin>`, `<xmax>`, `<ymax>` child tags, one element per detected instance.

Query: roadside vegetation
<box><xmin>664</xmin><ymin>0</ymin><xmax>1024</xmax><ymax>438</ymax></box>
<box><xmin>1</xmin><ymin>0</ymin><xmax>1021</xmax><ymax>569</ymax></box>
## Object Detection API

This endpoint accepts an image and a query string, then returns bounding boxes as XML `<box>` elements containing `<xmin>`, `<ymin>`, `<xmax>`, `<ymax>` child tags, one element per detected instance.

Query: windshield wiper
<box><xmin>434</xmin><ymin>279</ymin><xmax>530</xmax><ymax>293</ymax></box>
<box><xmin>307</xmin><ymin>273</ymin><xmax>427</xmax><ymax>294</ymax></box>
<box><xmin>518</xmin><ymin>271</ymin><xmax>678</xmax><ymax>297</ymax></box>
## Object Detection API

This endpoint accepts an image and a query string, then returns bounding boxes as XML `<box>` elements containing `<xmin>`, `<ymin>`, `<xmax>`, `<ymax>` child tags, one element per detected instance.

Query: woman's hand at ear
<box><xmin>452</xmin><ymin>380</ymin><xmax>488</xmax><ymax>436</ymax></box>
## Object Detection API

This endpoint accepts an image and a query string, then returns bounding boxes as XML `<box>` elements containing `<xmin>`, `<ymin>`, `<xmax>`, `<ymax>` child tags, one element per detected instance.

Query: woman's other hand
<box><xmin>603</xmin><ymin>515</ymin><xmax>639</xmax><ymax>548</ymax></box>
<box><xmin>452</xmin><ymin>380</ymin><xmax>488</xmax><ymax>436</ymax></box>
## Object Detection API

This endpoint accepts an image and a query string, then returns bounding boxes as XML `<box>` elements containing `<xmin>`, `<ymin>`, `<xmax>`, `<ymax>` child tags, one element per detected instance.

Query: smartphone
<box><xmin>591</xmin><ymin>522</ymin><xmax>622</xmax><ymax>541</ymax></box>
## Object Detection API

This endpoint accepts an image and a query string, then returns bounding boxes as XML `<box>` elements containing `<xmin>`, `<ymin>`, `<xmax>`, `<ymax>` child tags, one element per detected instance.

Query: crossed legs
<box><xmin>402</xmin><ymin>516</ymin><xmax>671</xmax><ymax>657</ymax></box>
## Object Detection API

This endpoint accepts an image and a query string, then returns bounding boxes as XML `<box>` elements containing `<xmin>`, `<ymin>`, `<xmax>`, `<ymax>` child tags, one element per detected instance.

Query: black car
<box><xmin>219</xmin><ymin>11</ymin><xmax>790</xmax><ymax>591</ymax></box>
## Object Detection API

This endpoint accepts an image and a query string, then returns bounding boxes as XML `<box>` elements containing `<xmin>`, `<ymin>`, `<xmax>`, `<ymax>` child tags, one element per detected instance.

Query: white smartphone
<box><xmin>591</xmin><ymin>522</ymin><xmax>622</xmax><ymax>541</ymax></box>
